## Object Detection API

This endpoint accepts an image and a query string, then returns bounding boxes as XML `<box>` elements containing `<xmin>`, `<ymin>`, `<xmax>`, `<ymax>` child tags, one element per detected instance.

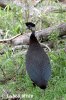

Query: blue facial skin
<box><xmin>25</xmin><ymin>22</ymin><xmax>51</xmax><ymax>89</ymax></box>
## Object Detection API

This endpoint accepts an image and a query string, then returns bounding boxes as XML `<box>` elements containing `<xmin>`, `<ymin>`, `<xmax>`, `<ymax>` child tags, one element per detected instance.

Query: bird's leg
<box><xmin>32</xmin><ymin>82</ymin><xmax>36</xmax><ymax>87</ymax></box>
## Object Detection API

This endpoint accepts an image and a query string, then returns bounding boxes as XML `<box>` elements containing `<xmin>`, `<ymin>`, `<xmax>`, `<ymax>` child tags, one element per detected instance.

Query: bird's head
<box><xmin>25</xmin><ymin>22</ymin><xmax>35</xmax><ymax>32</ymax></box>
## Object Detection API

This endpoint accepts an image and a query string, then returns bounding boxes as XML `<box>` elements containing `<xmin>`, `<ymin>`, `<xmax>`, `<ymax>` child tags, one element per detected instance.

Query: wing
<box><xmin>26</xmin><ymin>43</ymin><xmax>51</xmax><ymax>83</ymax></box>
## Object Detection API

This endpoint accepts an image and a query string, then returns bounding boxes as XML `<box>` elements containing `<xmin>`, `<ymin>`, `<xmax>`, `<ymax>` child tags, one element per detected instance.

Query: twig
<box><xmin>40</xmin><ymin>43</ymin><xmax>51</xmax><ymax>51</ymax></box>
<box><xmin>0</xmin><ymin>33</ymin><xmax>21</xmax><ymax>44</ymax></box>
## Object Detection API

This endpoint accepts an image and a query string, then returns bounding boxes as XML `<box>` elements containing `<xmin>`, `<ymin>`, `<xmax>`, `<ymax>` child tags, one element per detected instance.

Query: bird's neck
<box><xmin>30</xmin><ymin>31</ymin><xmax>38</xmax><ymax>44</ymax></box>
<box><xmin>32</xmin><ymin>30</ymin><xmax>35</xmax><ymax>34</ymax></box>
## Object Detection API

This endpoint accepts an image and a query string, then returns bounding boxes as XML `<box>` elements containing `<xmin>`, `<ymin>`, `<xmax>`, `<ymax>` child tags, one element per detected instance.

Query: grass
<box><xmin>0</xmin><ymin>49</ymin><xmax>66</xmax><ymax>100</ymax></box>
<box><xmin>0</xmin><ymin>2</ymin><xmax>66</xmax><ymax>100</ymax></box>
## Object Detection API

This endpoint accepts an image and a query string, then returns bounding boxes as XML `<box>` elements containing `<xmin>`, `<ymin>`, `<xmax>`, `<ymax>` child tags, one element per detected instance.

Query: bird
<box><xmin>25</xmin><ymin>22</ymin><xmax>51</xmax><ymax>89</ymax></box>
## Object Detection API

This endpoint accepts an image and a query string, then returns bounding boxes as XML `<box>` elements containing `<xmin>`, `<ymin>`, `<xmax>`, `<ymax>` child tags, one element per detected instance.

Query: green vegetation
<box><xmin>0</xmin><ymin>2</ymin><xmax>66</xmax><ymax>100</ymax></box>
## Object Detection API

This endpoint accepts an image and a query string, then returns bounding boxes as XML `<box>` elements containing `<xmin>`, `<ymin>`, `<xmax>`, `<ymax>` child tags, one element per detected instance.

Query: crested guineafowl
<box><xmin>25</xmin><ymin>22</ymin><xmax>51</xmax><ymax>89</ymax></box>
